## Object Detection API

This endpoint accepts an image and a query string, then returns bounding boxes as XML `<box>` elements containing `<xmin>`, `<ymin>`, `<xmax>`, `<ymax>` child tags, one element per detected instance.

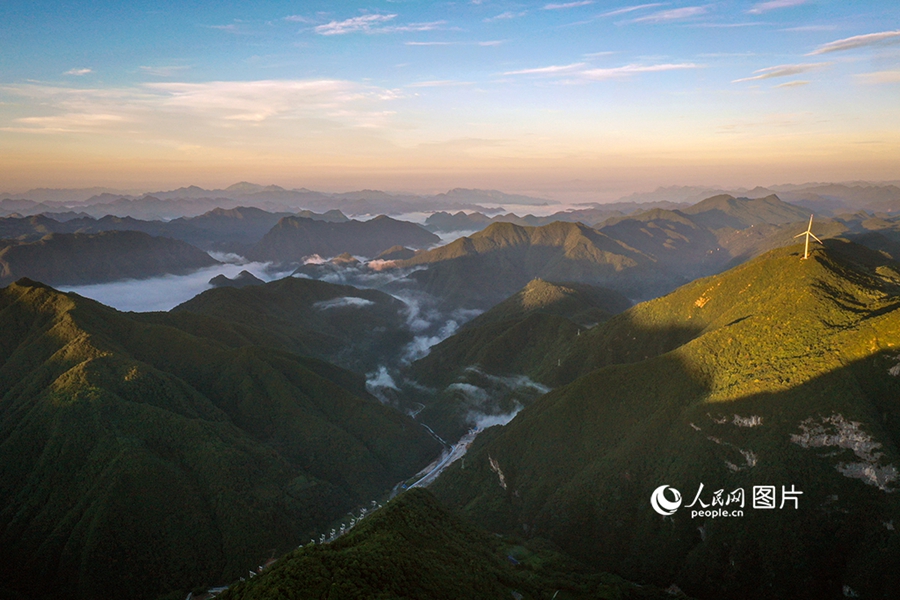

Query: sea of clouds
<box><xmin>59</xmin><ymin>256</ymin><xmax>292</xmax><ymax>312</ymax></box>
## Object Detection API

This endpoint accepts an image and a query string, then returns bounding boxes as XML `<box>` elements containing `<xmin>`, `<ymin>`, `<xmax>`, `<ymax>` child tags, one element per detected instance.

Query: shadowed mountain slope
<box><xmin>0</xmin><ymin>280</ymin><xmax>440</xmax><ymax>600</ymax></box>
<box><xmin>172</xmin><ymin>277</ymin><xmax>412</xmax><ymax>373</ymax></box>
<box><xmin>218</xmin><ymin>488</ymin><xmax>682</xmax><ymax>600</ymax></box>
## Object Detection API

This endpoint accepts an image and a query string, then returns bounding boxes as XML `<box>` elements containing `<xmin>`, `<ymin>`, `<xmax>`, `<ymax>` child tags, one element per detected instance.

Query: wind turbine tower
<box><xmin>794</xmin><ymin>214</ymin><xmax>823</xmax><ymax>260</ymax></box>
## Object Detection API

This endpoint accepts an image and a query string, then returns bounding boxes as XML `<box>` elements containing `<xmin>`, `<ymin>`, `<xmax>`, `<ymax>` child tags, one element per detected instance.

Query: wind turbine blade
<box><xmin>810</xmin><ymin>233</ymin><xmax>823</xmax><ymax>244</ymax></box>
<box><xmin>794</xmin><ymin>232</ymin><xmax>806</xmax><ymax>238</ymax></box>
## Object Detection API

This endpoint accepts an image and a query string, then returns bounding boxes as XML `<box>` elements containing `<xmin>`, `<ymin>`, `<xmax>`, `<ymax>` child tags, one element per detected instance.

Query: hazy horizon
<box><xmin>4</xmin><ymin>177</ymin><xmax>900</xmax><ymax>208</ymax></box>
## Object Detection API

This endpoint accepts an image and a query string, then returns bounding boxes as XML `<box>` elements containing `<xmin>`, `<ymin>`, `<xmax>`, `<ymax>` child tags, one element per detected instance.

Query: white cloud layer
<box><xmin>59</xmin><ymin>261</ymin><xmax>289</xmax><ymax>312</ymax></box>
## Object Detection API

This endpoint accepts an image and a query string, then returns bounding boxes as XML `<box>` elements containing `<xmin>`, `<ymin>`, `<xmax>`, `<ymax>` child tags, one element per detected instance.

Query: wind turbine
<box><xmin>794</xmin><ymin>214</ymin><xmax>823</xmax><ymax>260</ymax></box>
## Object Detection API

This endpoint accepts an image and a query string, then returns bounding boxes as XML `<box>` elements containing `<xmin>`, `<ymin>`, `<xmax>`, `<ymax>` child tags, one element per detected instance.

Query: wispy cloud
<box><xmin>484</xmin><ymin>11</ymin><xmax>527</xmax><ymax>22</ymax></box>
<box><xmin>691</xmin><ymin>22</ymin><xmax>767</xmax><ymax>28</ymax></box>
<box><xmin>632</xmin><ymin>6</ymin><xmax>708</xmax><ymax>23</ymax></box>
<box><xmin>747</xmin><ymin>0</ymin><xmax>806</xmax><ymax>15</ymax></box>
<box><xmin>503</xmin><ymin>62</ymin><xmax>586</xmax><ymax>76</ymax></box>
<box><xmin>405</xmin><ymin>40</ymin><xmax>503</xmax><ymax>47</ymax></box>
<box><xmin>544</xmin><ymin>1</ymin><xmax>593</xmax><ymax>9</ymax></box>
<box><xmin>64</xmin><ymin>68</ymin><xmax>92</xmax><ymax>76</ymax></box>
<box><xmin>208</xmin><ymin>24</ymin><xmax>240</xmax><ymax>33</ymax></box>
<box><xmin>139</xmin><ymin>66</ymin><xmax>190</xmax><ymax>77</ymax></box>
<box><xmin>314</xmin><ymin>296</ymin><xmax>375</xmax><ymax>310</ymax></box>
<box><xmin>808</xmin><ymin>30</ymin><xmax>900</xmax><ymax>55</ymax></box>
<box><xmin>599</xmin><ymin>3</ymin><xmax>664</xmax><ymax>18</ymax></box>
<box><xmin>315</xmin><ymin>14</ymin><xmax>396</xmax><ymax>35</ymax></box>
<box><xmin>8</xmin><ymin>113</ymin><xmax>126</xmax><ymax>134</ymax></box>
<box><xmin>855</xmin><ymin>70</ymin><xmax>900</xmax><ymax>84</ymax></box>
<box><xmin>580</xmin><ymin>62</ymin><xmax>699</xmax><ymax>79</ymax></box>
<box><xmin>732</xmin><ymin>62</ymin><xmax>828</xmax><ymax>83</ymax></box>
<box><xmin>780</xmin><ymin>24</ymin><xmax>837</xmax><ymax>32</ymax></box>
<box><xmin>774</xmin><ymin>80</ymin><xmax>810</xmax><ymax>88</ymax></box>
<box><xmin>284</xmin><ymin>15</ymin><xmax>314</xmax><ymax>23</ymax></box>
<box><xmin>407</xmin><ymin>80</ymin><xmax>474</xmax><ymax>88</ymax></box>
<box><xmin>501</xmin><ymin>61</ymin><xmax>700</xmax><ymax>81</ymax></box>
<box><xmin>381</xmin><ymin>21</ymin><xmax>447</xmax><ymax>34</ymax></box>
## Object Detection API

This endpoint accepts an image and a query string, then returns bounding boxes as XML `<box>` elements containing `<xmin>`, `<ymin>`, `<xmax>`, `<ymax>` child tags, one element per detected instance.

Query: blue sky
<box><xmin>1</xmin><ymin>1</ymin><xmax>898</xmax><ymax>198</ymax></box>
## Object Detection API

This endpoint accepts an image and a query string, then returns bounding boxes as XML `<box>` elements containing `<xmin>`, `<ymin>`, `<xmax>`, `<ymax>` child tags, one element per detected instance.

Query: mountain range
<box><xmin>0</xmin><ymin>184</ymin><xmax>555</xmax><ymax>221</ymax></box>
<box><xmin>381</xmin><ymin>194</ymin><xmax>900</xmax><ymax>308</ymax></box>
<box><xmin>5</xmin><ymin>181</ymin><xmax>899</xmax><ymax>222</ymax></box>
<box><xmin>6</xmin><ymin>183</ymin><xmax>900</xmax><ymax>599</ymax></box>
<box><xmin>429</xmin><ymin>240</ymin><xmax>900</xmax><ymax>599</ymax></box>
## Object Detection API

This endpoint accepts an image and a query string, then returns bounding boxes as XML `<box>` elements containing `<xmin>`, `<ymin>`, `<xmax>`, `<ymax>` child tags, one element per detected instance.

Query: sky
<box><xmin>1</xmin><ymin>1</ymin><xmax>898</xmax><ymax>199</ymax></box>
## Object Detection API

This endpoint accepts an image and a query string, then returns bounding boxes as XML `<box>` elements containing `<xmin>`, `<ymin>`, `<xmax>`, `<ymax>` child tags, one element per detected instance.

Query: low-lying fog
<box><xmin>59</xmin><ymin>258</ymin><xmax>291</xmax><ymax>312</ymax></box>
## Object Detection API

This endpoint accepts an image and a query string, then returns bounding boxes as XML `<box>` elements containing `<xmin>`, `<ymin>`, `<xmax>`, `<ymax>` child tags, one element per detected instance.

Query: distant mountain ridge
<box><xmin>1</xmin><ymin>184</ymin><xmax>558</xmax><ymax>220</ymax></box>
<box><xmin>0</xmin><ymin>230</ymin><xmax>219</xmax><ymax>286</ymax></box>
<box><xmin>247</xmin><ymin>215</ymin><xmax>440</xmax><ymax>263</ymax></box>
<box><xmin>0</xmin><ymin>207</ymin><xmax>345</xmax><ymax>254</ymax></box>
<box><xmin>384</xmin><ymin>194</ymin><xmax>900</xmax><ymax>307</ymax></box>
<box><xmin>388</xmin><ymin>220</ymin><xmax>661</xmax><ymax>307</ymax></box>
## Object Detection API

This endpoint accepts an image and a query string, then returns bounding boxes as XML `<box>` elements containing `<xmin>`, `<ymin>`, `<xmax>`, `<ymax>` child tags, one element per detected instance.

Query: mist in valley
<box><xmin>59</xmin><ymin>258</ymin><xmax>291</xmax><ymax>312</ymax></box>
